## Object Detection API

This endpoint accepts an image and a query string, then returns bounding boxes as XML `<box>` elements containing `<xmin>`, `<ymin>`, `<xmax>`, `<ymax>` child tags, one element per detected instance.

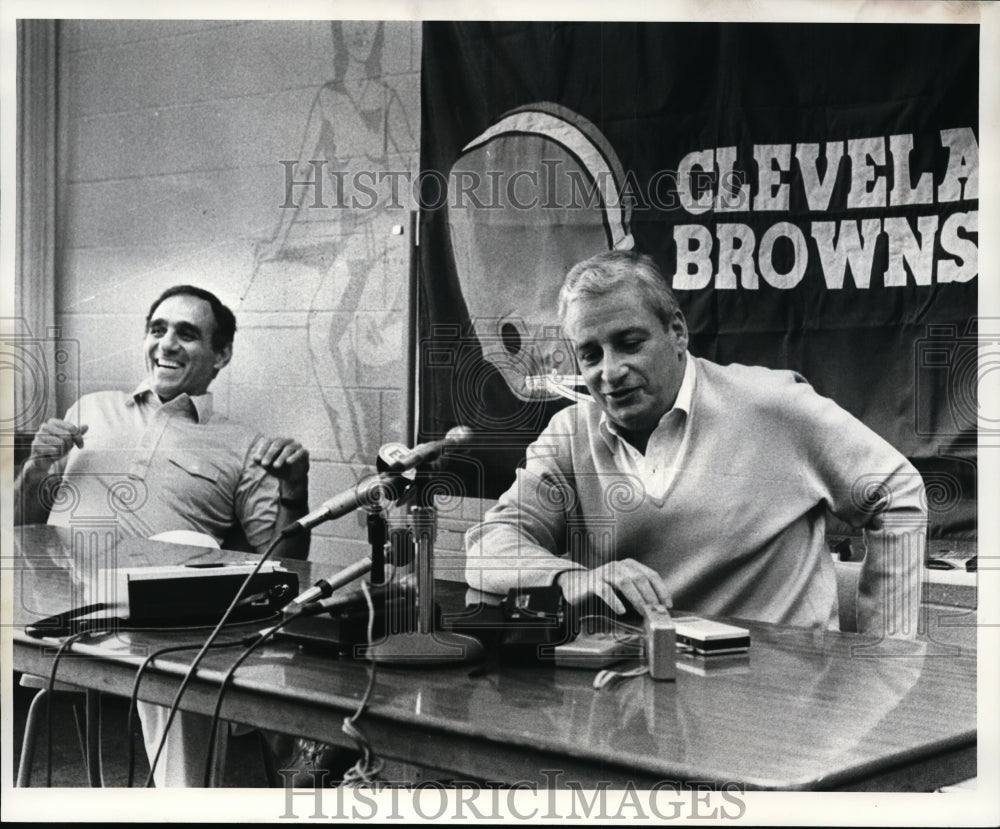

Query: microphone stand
<box><xmin>366</xmin><ymin>506</ymin><xmax>387</xmax><ymax>587</ymax></box>
<box><xmin>366</xmin><ymin>470</ymin><xmax>484</xmax><ymax>666</ymax></box>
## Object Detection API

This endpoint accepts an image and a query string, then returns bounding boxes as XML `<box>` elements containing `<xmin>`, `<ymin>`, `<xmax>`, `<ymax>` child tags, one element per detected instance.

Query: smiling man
<box><xmin>465</xmin><ymin>250</ymin><xmax>926</xmax><ymax>639</ymax></box>
<box><xmin>14</xmin><ymin>284</ymin><xmax>311</xmax><ymax>785</ymax></box>
<box><xmin>15</xmin><ymin>285</ymin><xmax>310</xmax><ymax>558</ymax></box>
<box><xmin>146</xmin><ymin>291</ymin><xmax>231</xmax><ymax>401</ymax></box>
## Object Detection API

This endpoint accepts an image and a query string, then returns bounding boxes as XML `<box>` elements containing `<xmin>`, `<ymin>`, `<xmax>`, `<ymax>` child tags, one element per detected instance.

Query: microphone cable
<box><xmin>126</xmin><ymin>636</ymin><xmax>255</xmax><ymax>788</ymax></box>
<box><xmin>339</xmin><ymin>581</ymin><xmax>384</xmax><ymax>786</ymax></box>
<box><xmin>199</xmin><ymin>579</ymin><xmax>384</xmax><ymax>787</ymax></box>
<box><xmin>199</xmin><ymin>606</ymin><xmax>312</xmax><ymax>786</ymax></box>
<box><xmin>33</xmin><ymin>604</ymin><xmax>277</xmax><ymax>787</ymax></box>
<box><xmin>143</xmin><ymin>533</ymin><xmax>284</xmax><ymax>787</ymax></box>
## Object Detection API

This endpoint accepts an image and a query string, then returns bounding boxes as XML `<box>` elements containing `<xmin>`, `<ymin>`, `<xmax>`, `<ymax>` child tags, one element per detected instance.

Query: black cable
<box><xmin>125</xmin><ymin>637</ymin><xmax>253</xmax><ymax>788</ymax></box>
<box><xmin>200</xmin><ymin>611</ymin><xmax>307</xmax><ymax>786</ymax></box>
<box><xmin>45</xmin><ymin>628</ymin><xmax>106</xmax><ymax>787</ymax></box>
<box><xmin>143</xmin><ymin>535</ymin><xmax>283</xmax><ymax>787</ymax></box>
<box><xmin>119</xmin><ymin>606</ymin><xmax>281</xmax><ymax>635</ymax></box>
<box><xmin>33</xmin><ymin>602</ymin><xmax>276</xmax><ymax>787</ymax></box>
<box><xmin>202</xmin><ymin>581</ymin><xmax>384</xmax><ymax>787</ymax></box>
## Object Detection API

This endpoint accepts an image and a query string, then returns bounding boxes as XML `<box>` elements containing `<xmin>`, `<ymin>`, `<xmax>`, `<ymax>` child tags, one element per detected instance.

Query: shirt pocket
<box><xmin>167</xmin><ymin>452</ymin><xmax>221</xmax><ymax>483</ymax></box>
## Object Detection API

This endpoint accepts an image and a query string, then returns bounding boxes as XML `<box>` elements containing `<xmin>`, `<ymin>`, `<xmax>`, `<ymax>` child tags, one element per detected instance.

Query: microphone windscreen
<box><xmin>376</xmin><ymin>442</ymin><xmax>418</xmax><ymax>476</ymax></box>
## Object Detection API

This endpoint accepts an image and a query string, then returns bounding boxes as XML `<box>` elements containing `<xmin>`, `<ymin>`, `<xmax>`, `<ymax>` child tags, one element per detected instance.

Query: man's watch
<box><xmin>279</xmin><ymin>495</ymin><xmax>309</xmax><ymax>509</ymax></box>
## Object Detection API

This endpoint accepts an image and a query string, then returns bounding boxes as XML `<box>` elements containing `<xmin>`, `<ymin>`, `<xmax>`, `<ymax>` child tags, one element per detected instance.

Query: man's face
<box><xmin>564</xmin><ymin>284</ymin><xmax>688</xmax><ymax>440</ymax></box>
<box><xmin>144</xmin><ymin>294</ymin><xmax>231</xmax><ymax>401</ymax></box>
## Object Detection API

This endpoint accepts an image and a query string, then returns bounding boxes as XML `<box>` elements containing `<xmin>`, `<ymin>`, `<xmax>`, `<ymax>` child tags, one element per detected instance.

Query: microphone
<box><xmin>281</xmin><ymin>427</ymin><xmax>474</xmax><ymax>536</ymax></box>
<box><xmin>298</xmin><ymin>572</ymin><xmax>418</xmax><ymax>617</ymax></box>
<box><xmin>284</xmin><ymin>556</ymin><xmax>373</xmax><ymax>611</ymax></box>
<box><xmin>383</xmin><ymin>426</ymin><xmax>474</xmax><ymax>473</ymax></box>
<box><xmin>281</xmin><ymin>473</ymin><xmax>407</xmax><ymax>537</ymax></box>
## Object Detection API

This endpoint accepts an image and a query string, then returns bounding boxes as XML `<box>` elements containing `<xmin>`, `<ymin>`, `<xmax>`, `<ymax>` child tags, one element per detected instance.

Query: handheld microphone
<box><xmin>383</xmin><ymin>425</ymin><xmax>474</xmax><ymax>473</ymax></box>
<box><xmin>284</xmin><ymin>556</ymin><xmax>373</xmax><ymax>611</ymax></box>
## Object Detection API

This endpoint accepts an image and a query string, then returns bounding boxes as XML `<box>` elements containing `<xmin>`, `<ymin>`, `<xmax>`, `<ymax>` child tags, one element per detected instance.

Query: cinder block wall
<box><xmin>54</xmin><ymin>20</ymin><xmax>426</xmax><ymax>571</ymax></box>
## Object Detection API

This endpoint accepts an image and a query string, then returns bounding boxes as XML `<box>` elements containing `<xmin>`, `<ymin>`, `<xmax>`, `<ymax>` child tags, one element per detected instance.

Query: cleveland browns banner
<box><xmin>417</xmin><ymin>22</ymin><xmax>978</xmax><ymax>536</ymax></box>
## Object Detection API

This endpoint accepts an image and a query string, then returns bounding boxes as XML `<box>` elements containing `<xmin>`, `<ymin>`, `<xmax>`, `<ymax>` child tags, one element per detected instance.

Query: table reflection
<box><xmin>13</xmin><ymin>525</ymin><xmax>974</xmax><ymax>790</ymax></box>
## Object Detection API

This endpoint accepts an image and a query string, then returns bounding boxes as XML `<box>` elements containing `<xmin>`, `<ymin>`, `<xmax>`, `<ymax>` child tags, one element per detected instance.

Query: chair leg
<box><xmin>16</xmin><ymin>688</ymin><xmax>50</xmax><ymax>787</ymax></box>
<box><xmin>19</xmin><ymin>687</ymin><xmax>103</xmax><ymax>787</ymax></box>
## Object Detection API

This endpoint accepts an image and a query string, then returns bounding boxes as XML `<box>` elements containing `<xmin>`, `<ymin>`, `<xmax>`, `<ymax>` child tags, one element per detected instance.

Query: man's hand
<box><xmin>254</xmin><ymin>437</ymin><xmax>310</xmax><ymax>499</ymax></box>
<box><xmin>27</xmin><ymin>419</ymin><xmax>88</xmax><ymax>472</ymax></box>
<box><xmin>556</xmin><ymin>558</ymin><xmax>671</xmax><ymax>617</ymax></box>
<box><xmin>256</xmin><ymin>437</ymin><xmax>311</xmax><ymax>561</ymax></box>
<box><xmin>15</xmin><ymin>418</ymin><xmax>87</xmax><ymax>526</ymax></box>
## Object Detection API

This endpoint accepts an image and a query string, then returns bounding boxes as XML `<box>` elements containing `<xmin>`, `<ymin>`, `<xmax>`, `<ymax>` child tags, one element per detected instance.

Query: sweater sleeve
<box><xmin>464</xmin><ymin>412</ymin><xmax>586</xmax><ymax>595</ymax></box>
<box><xmin>789</xmin><ymin>377</ymin><xmax>926</xmax><ymax>639</ymax></box>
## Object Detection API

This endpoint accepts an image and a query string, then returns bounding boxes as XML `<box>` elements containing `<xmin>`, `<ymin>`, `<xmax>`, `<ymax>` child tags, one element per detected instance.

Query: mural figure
<box><xmin>252</xmin><ymin>21</ymin><xmax>416</xmax><ymax>463</ymax></box>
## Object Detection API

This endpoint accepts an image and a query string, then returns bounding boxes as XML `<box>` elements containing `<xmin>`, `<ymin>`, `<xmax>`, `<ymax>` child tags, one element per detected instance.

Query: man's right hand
<box><xmin>556</xmin><ymin>558</ymin><xmax>671</xmax><ymax>618</ymax></box>
<box><xmin>27</xmin><ymin>419</ymin><xmax>88</xmax><ymax>472</ymax></box>
<box><xmin>15</xmin><ymin>419</ymin><xmax>88</xmax><ymax>526</ymax></box>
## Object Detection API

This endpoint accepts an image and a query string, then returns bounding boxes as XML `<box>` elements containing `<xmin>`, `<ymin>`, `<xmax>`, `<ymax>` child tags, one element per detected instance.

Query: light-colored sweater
<box><xmin>465</xmin><ymin>356</ymin><xmax>926</xmax><ymax>636</ymax></box>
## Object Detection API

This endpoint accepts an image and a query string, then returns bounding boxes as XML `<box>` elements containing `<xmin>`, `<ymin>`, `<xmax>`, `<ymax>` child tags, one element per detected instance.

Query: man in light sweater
<box><xmin>465</xmin><ymin>250</ymin><xmax>925</xmax><ymax>638</ymax></box>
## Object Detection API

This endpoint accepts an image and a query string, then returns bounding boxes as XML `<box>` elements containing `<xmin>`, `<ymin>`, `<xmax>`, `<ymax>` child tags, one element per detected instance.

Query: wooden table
<box><xmin>10</xmin><ymin>525</ymin><xmax>976</xmax><ymax>791</ymax></box>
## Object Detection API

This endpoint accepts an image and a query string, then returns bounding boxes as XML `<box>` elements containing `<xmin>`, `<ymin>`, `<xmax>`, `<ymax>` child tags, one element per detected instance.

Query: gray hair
<box><xmin>558</xmin><ymin>250</ymin><xmax>680</xmax><ymax>330</ymax></box>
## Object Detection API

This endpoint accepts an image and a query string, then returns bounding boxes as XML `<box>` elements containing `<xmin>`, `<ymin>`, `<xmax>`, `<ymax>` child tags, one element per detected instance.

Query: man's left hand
<box><xmin>255</xmin><ymin>437</ymin><xmax>310</xmax><ymax>499</ymax></box>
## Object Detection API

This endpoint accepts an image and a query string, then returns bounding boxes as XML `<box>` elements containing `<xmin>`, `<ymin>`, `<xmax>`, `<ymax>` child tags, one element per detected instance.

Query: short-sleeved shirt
<box><xmin>46</xmin><ymin>382</ymin><xmax>279</xmax><ymax>552</ymax></box>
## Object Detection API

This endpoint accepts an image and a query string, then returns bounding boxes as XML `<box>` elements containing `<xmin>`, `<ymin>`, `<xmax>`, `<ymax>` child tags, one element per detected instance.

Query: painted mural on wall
<box><xmin>249</xmin><ymin>21</ymin><xmax>415</xmax><ymax>464</ymax></box>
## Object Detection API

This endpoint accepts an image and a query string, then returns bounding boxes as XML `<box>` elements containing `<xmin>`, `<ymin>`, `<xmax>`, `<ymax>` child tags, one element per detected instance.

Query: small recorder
<box><xmin>644</xmin><ymin>604</ymin><xmax>676</xmax><ymax>681</ymax></box>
